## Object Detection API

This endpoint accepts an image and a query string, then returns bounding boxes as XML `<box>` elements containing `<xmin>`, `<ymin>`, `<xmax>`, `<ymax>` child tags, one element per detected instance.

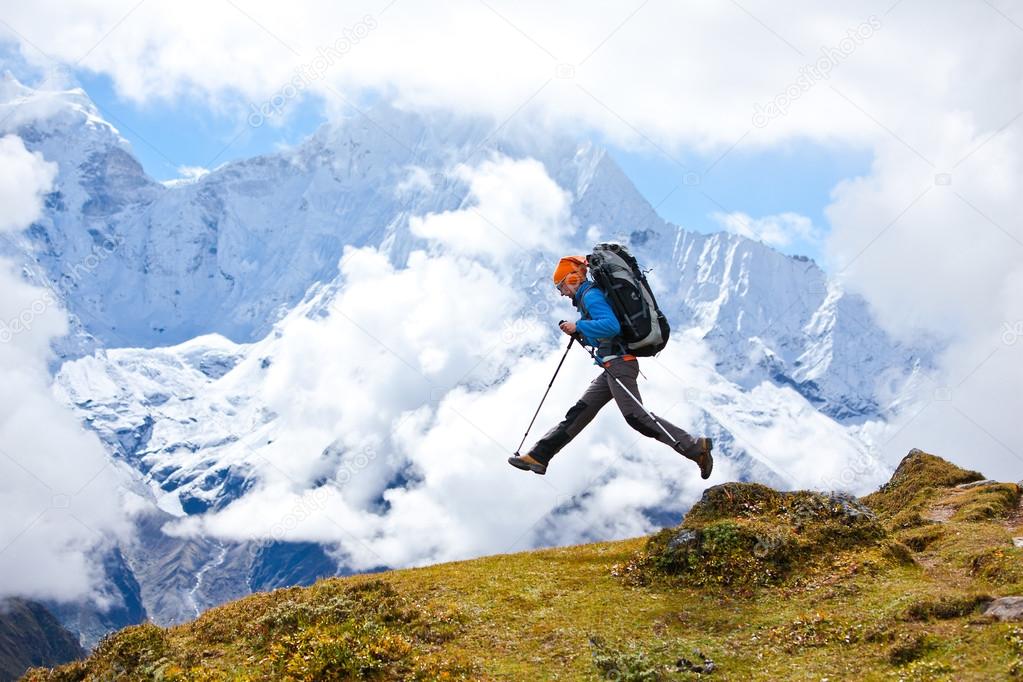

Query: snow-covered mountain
<box><xmin>1</xmin><ymin>75</ymin><xmax>934</xmax><ymax>640</ymax></box>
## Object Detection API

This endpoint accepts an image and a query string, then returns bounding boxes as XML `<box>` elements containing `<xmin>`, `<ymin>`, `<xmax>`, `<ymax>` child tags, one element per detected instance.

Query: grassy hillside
<box><xmin>25</xmin><ymin>449</ymin><xmax>1023</xmax><ymax>681</ymax></box>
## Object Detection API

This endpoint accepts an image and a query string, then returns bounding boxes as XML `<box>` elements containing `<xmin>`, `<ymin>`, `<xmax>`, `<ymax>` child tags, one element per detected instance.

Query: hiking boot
<box><xmin>677</xmin><ymin>438</ymin><xmax>714</xmax><ymax>479</ymax></box>
<box><xmin>508</xmin><ymin>453</ymin><xmax>547</xmax><ymax>475</ymax></box>
<box><xmin>696</xmin><ymin>441</ymin><xmax>714</xmax><ymax>480</ymax></box>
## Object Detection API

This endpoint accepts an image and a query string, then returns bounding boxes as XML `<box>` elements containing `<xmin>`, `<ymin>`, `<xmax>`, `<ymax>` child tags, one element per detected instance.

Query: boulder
<box><xmin>956</xmin><ymin>479</ymin><xmax>998</xmax><ymax>490</ymax></box>
<box><xmin>983</xmin><ymin>596</ymin><xmax>1023</xmax><ymax>621</ymax></box>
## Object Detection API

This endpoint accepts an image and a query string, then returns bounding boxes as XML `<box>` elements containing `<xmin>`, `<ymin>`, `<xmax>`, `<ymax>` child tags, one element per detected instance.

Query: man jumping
<box><xmin>508</xmin><ymin>256</ymin><xmax>714</xmax><ymax>478</ymax></box>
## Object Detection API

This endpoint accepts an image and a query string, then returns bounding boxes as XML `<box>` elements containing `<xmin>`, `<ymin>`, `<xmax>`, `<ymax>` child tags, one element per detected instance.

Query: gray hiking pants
<box><xmin>529</xmin><ymin>357</ymin><xmax>699</xmax><ymax>465</ymax></box>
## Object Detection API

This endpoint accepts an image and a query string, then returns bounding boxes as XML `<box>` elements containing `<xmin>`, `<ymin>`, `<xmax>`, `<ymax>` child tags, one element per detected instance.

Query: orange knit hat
<box><xmin>552</xmin><ymin>255</ymin><xmax>588</xmax><ymax>287</ymax></box>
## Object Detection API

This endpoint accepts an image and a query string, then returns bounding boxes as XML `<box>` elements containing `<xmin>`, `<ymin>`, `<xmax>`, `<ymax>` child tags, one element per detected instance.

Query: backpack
<box><xmin>585</xmin><ymin>242</ymin><xmax>670</xmax><ymax>357</ymax></box>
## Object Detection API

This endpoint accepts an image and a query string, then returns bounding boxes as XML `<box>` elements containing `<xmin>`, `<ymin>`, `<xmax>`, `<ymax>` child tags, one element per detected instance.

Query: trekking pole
<box><xmin>575</xmin><ymin>342</ymin><xmax>683</xmax><ymax>449</ymax></box>
<box><xmin>513</xmin><ymin>334</ymin><xmax>575</xmax><ymax>455</ymax></box>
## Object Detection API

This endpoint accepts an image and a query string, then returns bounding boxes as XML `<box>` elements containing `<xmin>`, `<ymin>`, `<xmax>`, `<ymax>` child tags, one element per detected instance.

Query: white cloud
<box><xmin>394</xmin><ymin>165</ymin><xmax>435</xmax><ymax>197</ymax></box>
<box><xmin>177</xmin><ymin>164</ymin><xmax>208</xmax><ymax>180</ymax></box>
<box><xmin>823</xmin><ymin>124</ymin><xmax>1023</xmax><ymax>481</ymax></box>
<box><xmin>410</xmin><ymin>155</ymin><xmax>575</xmax><ymax>261</ymax></box>
<box><xmin>0</xmin><ymin>2</ymin><xmax>1013</xmax><ymax>154</ymax></box>
<box><xmin>711</xmin><ymin>211</ymin><xmax>821</xmax><ymax>249</ymax></box>
<box><xmin>0</xmin><ymin>136</ymin><xmax>131</xmax><ymax>603</ymax></box>
<box><xmin>0</xmin><ymin>134</ymin><xmax>57</xmax><ymax>233</ymax></box>
<box><xmin>161</xmin><ymin>165</ymin><xmax>210</xmax><ymax>188</ymax></box>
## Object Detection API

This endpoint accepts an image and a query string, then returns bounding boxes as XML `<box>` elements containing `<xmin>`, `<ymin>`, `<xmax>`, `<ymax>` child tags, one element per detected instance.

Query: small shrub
<box><xmin>970</xmin><ymin>547</ymin><xmax>1023</xmax><ymax>585</ymax></box>
<box><xmin>90</xmin><ymin>622</ymin><xmax>172</xmax><ymax>677</ymax></box>
<box><xmin>888</xmin><ymin>633</ymin><xmax>941</xmax><ymax>666</ymax></box>
<box><xmin>864</xmin><ymin>621</ymin><xmax>896</xmax><ymax>644</ymax></box>
<box><xmin>682</xmin><ymin>482</ymin><xmax>781</xmax><ymax>523</ymax></box>
<box><xmin>763</xmin><ymin>612</ymin><xmax>866</xmax><ymax>652</ymax></box>
<box><xmin>890</xmin><ymin>509</ymin><xmax>927</xmax><ymax>530</ymax></box>
<box><xmin>897</xmin><ymin>525</ymin><xmax>945</xmax><ymax>552</ymax></box>
<box><xmin>903</xmin><ymin>594</ymin><xmax>991</xmax><ymax>621</ymax></box>
<box><xmin>1008</xmin><ymin>626</ymin><xmax>1023</xmax><ymax>678</ymax></box>
<box><xmin>893</xmin><ymin>658</ymin><xmax>954</xmax><ymax>680</ymax></box>
<box><xmin>881</xmin><ymin>540</ymin><xmax>917</xmax><ymax>566</ymax></box>
<box><xmin>588</xmin><ymin>636</ymin><xmax>659</xmax><ymax>682</ymax></box>
<box><xmin>265</xmin><ymin>622</ymin><xmax>410</xmax><ymax>680</ymax></box>
<box><xmin>21</xmin><ymin>661</ymin><xmax>89</xmax><ymax>682</ymax></box>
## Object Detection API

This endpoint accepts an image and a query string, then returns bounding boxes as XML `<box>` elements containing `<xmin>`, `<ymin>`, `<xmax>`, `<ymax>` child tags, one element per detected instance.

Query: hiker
<box><xmin>508</xmin><ymin>255</ymin><xmax>714</xmax><ymax>478</ymax></box>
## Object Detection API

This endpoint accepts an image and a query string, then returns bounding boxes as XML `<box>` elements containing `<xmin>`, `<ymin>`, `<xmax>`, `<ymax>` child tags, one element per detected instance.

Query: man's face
<box><xmin>556</xmin><ymin>279</ymin><xmax>579</xmax><ymax>298</ymax></box>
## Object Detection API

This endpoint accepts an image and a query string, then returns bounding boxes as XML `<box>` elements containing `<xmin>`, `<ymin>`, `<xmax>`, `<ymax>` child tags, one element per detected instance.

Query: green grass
<box><xmin>24</xmin><ymin>449</ymin><xmax>1023</xmax><ymax>681</ymax></box>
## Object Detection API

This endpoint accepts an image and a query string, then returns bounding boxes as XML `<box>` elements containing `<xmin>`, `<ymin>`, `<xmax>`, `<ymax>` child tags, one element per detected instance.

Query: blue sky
<box><xmin>31</xmin><ymin>65</ymin><xmax>873</xmax><ymax>270</ymax></box>
<box><xmin>610</xmin><ymin>142</ymin><xmax>872</xmax><ymax>266</ymax></box>
<box><xmin>74</xmin><ymin>72</ymin><xmax>326</xmax><ymax>180</ymax></box>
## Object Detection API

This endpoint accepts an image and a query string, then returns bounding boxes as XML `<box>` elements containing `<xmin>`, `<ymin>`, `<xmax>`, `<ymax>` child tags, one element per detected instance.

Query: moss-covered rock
<box><xmin>680</xmin><ymin>482</ymin><xmax>782</xmax><ymax>524</ymax></box>
<box><xmin>863</xmin><ymin>448</ymin><xmax>984</xmax><ymax>521</ymax></box>
<box><xmin>628</xmin><ymin>484</ymin><xmax>890</xmax><ymax>589</ymax></box>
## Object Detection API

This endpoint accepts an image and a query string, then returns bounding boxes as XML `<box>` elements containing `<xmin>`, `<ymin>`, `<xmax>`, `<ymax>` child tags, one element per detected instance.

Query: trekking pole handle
<box><xmin>559</xmin><ymin>320</ymin><xmax>583</xmax><ymax>343</ymax></box>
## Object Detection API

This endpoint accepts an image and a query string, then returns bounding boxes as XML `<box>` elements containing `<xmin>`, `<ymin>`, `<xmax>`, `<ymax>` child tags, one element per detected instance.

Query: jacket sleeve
<box><xmin>576</xmin><ymin>288</ymin><xmax>621</xmax><ymax>340</ymax></box>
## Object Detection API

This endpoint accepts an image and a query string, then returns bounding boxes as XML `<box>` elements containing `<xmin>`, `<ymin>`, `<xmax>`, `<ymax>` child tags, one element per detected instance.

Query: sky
<box><xmin>0</xmin><ymin>0</ymin><xmax>1020</xmax><ymax>603</ymax></box>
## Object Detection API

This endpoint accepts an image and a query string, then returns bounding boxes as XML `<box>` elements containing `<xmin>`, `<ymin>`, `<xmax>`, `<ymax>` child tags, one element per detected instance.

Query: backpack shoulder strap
<box><xmin>574</xmin><ymin>283</ymin><xmax>592</xmax><ymax>319</ymax></box>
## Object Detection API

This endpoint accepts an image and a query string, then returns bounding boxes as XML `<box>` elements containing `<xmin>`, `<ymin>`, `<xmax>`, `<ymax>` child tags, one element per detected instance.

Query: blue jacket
<box><xmin>573</xmin><ymin>281</ymin><xmax>624</xmax><ymax>363</ymax></box>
